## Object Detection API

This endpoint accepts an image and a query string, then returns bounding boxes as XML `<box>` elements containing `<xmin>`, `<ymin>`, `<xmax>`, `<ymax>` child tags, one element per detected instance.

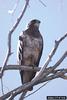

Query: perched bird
<box><xmin>17</xmin><ymin>19</ymin><xmax>43</xmax><ymax>91</ymax></box>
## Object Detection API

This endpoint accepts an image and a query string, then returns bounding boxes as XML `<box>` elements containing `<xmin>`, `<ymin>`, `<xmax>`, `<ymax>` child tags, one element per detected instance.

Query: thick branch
<box><xmin>0</xmin><ymin>65</ymin><xmax>40</xmax><ymax>72</ymax></box>
<box><xmin>0</xmin><ymin>51</ymin><xmax>66</xmax><ymax>79</ymax></box>
<box><xmin>0</xmin><ymin>64</ymin><xmax>67</xmax><ymax>99</ymax></box>
<box><xmin>0</xmin><ymin>68</ymin><xmax>67</xmax><ymax>100</ymax></box>
<box><xmin>0</xmin><ymin>43</ymin><xmax>66</xmax><ymax>99</ymax></box>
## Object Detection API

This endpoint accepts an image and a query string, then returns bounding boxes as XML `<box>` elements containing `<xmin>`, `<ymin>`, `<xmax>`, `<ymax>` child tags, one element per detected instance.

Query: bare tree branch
<box><xmin>0</xmin><ymin>0</ymin><xmax>66</xmax><ymax>99</ymax></box>
<box><xmin>38</xmin><ymin>0</ymin><xmax>46</xmax><ymax>7</ymax></box>
<box><xmin>0</xmin><ymin>0</ymin><xmax>30</xmax><ymax>97</ymax></box>
<box><xmin>0</xmin><ymin>65</ymin><xmax>40</xmax><ymax>73</ymax></box>
<box><xmin>33</xmin><ymin>33</ymin><xmax>67</xmax><ymax>81</ymax></box>
<box><xmin>0</xmin><ymin>67</ymin><xmax>67</xmax><ymax>100</ymax></box>
<box><xmin>0</xmin><ymin>33</ymin><xmax>67</xmax><ymax>99</ymax></box>
<box><xmin>0</xmin><ymin>0</ymin><xmax>30</xmax><ymax>78</ymax></box>
<box><xmin>0</xmin><ymin>51</ymin><xmax>66</xmax><ymax>78</ymax></box>
<box><xmin>0</xmin><ymin>51</ymin><xmax>67</xmax><ymax>99</ymax></box>
<box><xmin>52</xmin><ymin>51</ymin><xmax>67</xmax><ymax>69</ymax></box>
<box><xmin>0</xmin><ymin>49</ymin><xmax>66</xmax><ymax>76</ymax></box>
<box><xmin>24</xmin><ymin>81</ymin><xmax>49</xmax><ymax>99</ymax></box>
<box><xmin>40</xmin><ymin>51</ymin><xmax>67</xmax><ymax>79</ymax></box>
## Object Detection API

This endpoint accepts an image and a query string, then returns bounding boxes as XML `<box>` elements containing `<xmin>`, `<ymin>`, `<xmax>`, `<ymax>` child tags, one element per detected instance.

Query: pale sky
<box><xmin>0</xmin><ymin>0</ymin><xmax>67</xmax><ymax>100</ymax></box>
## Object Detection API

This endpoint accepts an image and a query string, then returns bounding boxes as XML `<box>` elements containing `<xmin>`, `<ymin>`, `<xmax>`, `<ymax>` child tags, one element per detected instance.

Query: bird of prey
<box><xmin>17</xmin><ymin>19</ymin><xmax>43</xmax><ymax>91</ymax></box>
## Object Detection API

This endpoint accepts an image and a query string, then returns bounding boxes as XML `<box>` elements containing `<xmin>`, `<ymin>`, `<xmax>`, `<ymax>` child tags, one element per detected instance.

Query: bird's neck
<box><xmin>26</xmin><ymin>27</ymin><xmax>40</xmax><ymax>38</ymax></box>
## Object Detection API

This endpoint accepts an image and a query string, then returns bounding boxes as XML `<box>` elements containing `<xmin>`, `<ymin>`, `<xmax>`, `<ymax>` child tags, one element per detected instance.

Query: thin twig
<box><xmin>41</xmin><ymin>69</ymin><xmax>67</xmax><ymax>83</ymax></box>
<box><xmin>8</xmin><ymin>0</ymin><xmax>20</xmax><ymax>15</ymax></box>
<box><xmin>39</xmin><ymin>0</ymin><xmax>46</xmax><ymax>7</ymax></box>
<box><xmin>1</xmin><ymin>79</ymin><xmax>4</xmax><ymax>95</ymax></box>
<box><xmin>52</xmin><ymin>51</ymin><xmax>67</xmax><ymax>69</ymax></box>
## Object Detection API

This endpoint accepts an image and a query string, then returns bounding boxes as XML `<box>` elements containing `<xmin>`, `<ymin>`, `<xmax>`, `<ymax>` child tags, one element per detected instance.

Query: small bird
<box><xmin>17</xmin><ymin>19</ymin><xmax>43</xmax><ymax>92</ymax></box>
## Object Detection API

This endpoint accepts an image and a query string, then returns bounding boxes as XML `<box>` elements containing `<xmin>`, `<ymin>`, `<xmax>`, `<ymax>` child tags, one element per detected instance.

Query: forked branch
<box><xmin>0</xmin><ymin>33</ymin><xmax>67</xmax><ymax>100</ymax></box>
<box><xmin>0</xmin><ymin>0</ymin><xmax>30</xmax><ymax>78</ymax></box>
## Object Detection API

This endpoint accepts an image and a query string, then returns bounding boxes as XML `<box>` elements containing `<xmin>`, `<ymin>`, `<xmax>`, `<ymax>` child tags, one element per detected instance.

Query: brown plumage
<box><xmin>17</xmin><ymin>19</ymin><xmax>43</xmax><ymax>91</ymax></box>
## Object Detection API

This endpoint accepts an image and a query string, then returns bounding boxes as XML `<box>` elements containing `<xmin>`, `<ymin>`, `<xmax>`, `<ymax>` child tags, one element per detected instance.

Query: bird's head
<box><xmin>28</xmin><ymin>19</ymin><xmax>41</xmax><ymax>29</ymax></box>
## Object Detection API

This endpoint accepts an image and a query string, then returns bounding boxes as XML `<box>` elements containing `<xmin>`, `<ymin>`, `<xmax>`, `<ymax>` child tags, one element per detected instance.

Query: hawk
<box><xmin>17</xmin><ymin>19</ymin><xmax>43</xmax><ymax>91</ymax></box>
